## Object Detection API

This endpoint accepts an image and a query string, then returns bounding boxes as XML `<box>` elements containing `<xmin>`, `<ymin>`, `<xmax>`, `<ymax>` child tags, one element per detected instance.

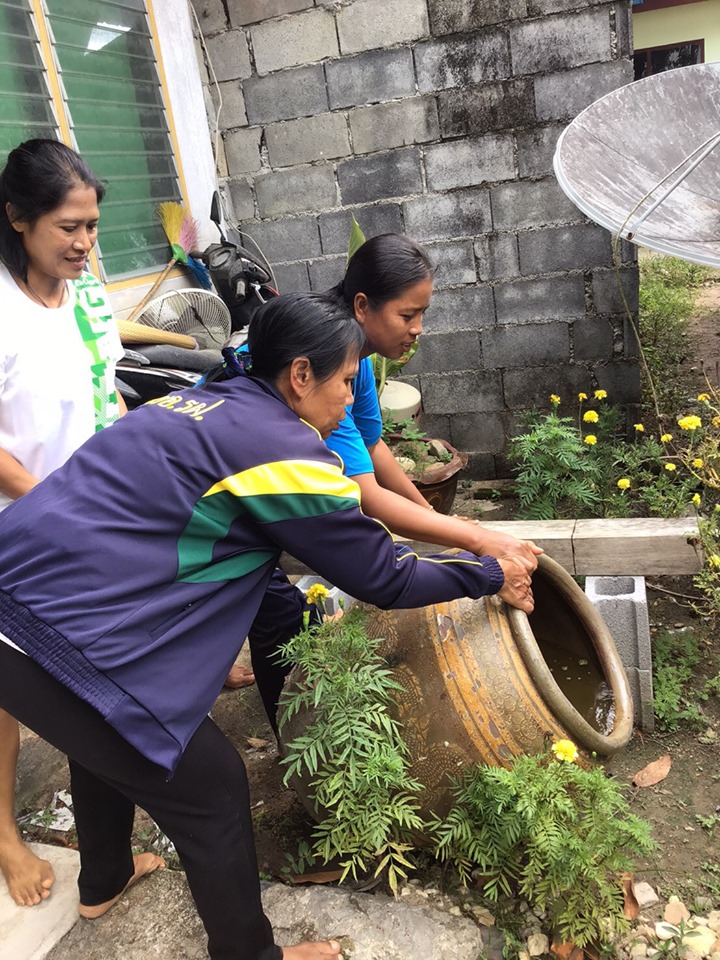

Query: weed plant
<box><xmin>277</xmin><ymin>606</ymin><xmax>424</xmax><ymax>892</ymax></box>
<box><xmin>431</xmin><ymin>752</ymin><xmax>655</xmax><ymax>949</ymax></box>
<box><xmin>651</xmin><ymin>628</ymin><xmax>716</xmax><ymax>731</ymax></box>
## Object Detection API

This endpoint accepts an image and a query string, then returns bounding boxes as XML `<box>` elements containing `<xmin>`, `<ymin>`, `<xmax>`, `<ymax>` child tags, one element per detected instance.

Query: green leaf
<box><xmin>347</xmin><ymin>215</ymin><xmax>366</xmax><ymax>264</ymax></box>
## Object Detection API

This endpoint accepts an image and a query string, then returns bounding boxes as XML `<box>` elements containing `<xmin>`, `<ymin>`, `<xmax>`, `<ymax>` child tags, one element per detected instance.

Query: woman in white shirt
<box><xmin>0</xmin><ymin>138</ymin><xmax>127</xmax><ymax>906</ymax></box>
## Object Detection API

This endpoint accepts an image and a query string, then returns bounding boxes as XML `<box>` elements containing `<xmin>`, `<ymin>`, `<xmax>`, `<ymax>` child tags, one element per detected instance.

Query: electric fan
<box><xmin>129</xmin><ymin>288</ymin><xmax>232</xmax><ymax>350</ymax></box>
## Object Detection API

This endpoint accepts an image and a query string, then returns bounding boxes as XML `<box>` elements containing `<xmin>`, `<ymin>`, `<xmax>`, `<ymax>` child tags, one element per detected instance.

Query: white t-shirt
<box><xmin>0</xmin><ymin>263</ymin><xmax>123</xmax><ymax>513</ymax></box>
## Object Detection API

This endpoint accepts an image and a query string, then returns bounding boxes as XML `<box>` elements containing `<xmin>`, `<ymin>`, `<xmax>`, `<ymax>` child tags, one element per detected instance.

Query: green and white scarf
<box><xmin>72</xmin><ymin>273</ymin><xmax>120</xmax><ymax>432</ymax></box>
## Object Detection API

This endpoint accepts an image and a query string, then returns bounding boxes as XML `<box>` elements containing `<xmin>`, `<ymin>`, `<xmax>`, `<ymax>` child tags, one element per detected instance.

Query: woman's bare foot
<box><xmin>0</xmin><ymin>834</ymin><xmax>55</xmax><ymax>906</ymax></box>
<box><xmin>223</xmin><ymin>664</ymin><xmax>256</xmax><ymax>689</ymax></box>
<box><xmin>282</xmin><ymin>940</ymin><xmax>343</xmax><ymax>960</ymax></box>
<box><xmin>78</xmin><ymin>853</ymin><xmax>165</xmax><ymax>919</ymax></box>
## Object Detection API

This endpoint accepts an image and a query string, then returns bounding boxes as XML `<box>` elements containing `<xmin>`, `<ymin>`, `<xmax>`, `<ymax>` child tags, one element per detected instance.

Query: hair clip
<box><xmin>222</xmin><ymin>347</ymin><xmax>253</xmax><ymax>377</ymax></box>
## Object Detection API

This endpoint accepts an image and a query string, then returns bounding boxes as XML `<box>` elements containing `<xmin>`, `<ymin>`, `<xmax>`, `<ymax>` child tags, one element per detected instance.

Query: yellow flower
<box><xmin>617</xmin><ymin>478</ymin><xmax>631</xmax><ymax>490</ymax></box>
<box><xmin>584</xmin><ymin>434</ymin><xmax>597</xmax><ymax>445</ymax></box>
<box><xmin>678</xmin><ymin>415</ymin><xmax>702</xmax><ymax>431</ymax></box>
<box><xmin>692</xmin><ymin>458</ymin><xmax>704</xmax><ymax>469</ymax></box>
<box><xmin>698</xmin><ymin>393</ymin><xmax>711</xmax><ymax>402</ymax></box>
<box><xmin>634</xmin><ymin>423</ymin><xmax>644</xmax><ymax>432</ymax></box>
<box><xmin>583</xmin><ymin>410</ymin><xmax>599</xmax><ymax>423</ymax></box>
<box><xmin>713</xmin><ymin>416</ymin><xmax>720</xmax><ymax>428</ymax></box>
<box><xmin>665</xmin><ymin>462</ymin><xmax>677</xmax><ymax>471</ymax></box>
<box><xmin>305</xmin><ymin>583</ymin><xmax>330</xmax><ymax>606</ymax></box>
<box><xmin>594</xmin><ymin>390</ymin><xmax>607</xmax><ymax>400</ymax></box>
<box><xmin>578</xmin><ymin>392</ymin><xmax>588</xmax><ymax>401</ymax></box>
<box><xmin>551</xmin><ymin>739</ymin><xmax>579</xmax><ymax>763</ymax></box>
<box><xmin>709</xmin><ymin>554</ymin><xmax>720</xmax><ymax>569</ymax></box>
<box><xmin>692</xmin><ymin>493</ymin><xmax>702</xmax><ymax>507</ymax></box>
<box><xmin>660</xmin><ymin>433</ymin><xmax>673</xmax><ymax>443</ymax></box>
<box><xmin>550</xmin><ymin>394</ymin><xmax>560</xmax><ymax>405</ymax></box>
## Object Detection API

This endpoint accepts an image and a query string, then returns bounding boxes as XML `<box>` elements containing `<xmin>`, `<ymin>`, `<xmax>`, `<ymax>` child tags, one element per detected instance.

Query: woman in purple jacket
<box><xmin>0</xmin><ymin>293</ymin><xmax>533</xmax><ymax>960</ymax></box>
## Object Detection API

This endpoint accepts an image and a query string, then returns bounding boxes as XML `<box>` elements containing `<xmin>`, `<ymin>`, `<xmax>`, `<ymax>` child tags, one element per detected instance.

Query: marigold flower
<box><xmin>709</xmin><ymin>554</ymin><xmax>720</xmax><ymax>568</ymax></box>
<box><xmin>583</xmin><ymin>410</ymin><xmax>599</xmax><ymax>423</ymax></box>
<box><xmin>660</xmin><ymin>433</ymin><xmax>673</xmax><ymax>443</ymax></box>
<box><xmin>713</xmin><ymin>416</ymin><xmax>720</xmax><ymax>428</ymax></box>
<box><xmin>584</xmin><ymin>434</ymin><xmax>597</xmax><ymax>446</ymax></box>
<box><xmin>552</xmin><ymin>739</ymin><xmax>579</xmax><ymax>763</ymax></box>
<box><xmin>678</xmin><ymin>415</ymin><xmax>702</xmax><ymax>431</ymax></box>
<box><xmin>306</xmin><ymin>583</ymin><xmax>330</xmax><ymax>606</ymax></box>
<box><xmin>550</xmin><ymin>394</ymin><xmax>560</xmax><ymax>406</ymax></box>
<box><xmin>692</xmin><ymin>458</ymin><xmax>704</xmax><ymax>469</ymax></box>
<box><xmin>578</xmin><ymin>392</ymin><xmax>588</xmax><ymax>401</ymax></box>
<box><xmin>692</xmin><ymin>493</ymin><xmax>702</xmax><ymax>507</ymax></box>
<box><xmin>594</xmin><ymin>390</ymin><xmax>607</xmax><ymax>400</ymax></box>
<box><xmin>665</xmin><ymin>462</ymin><xmax>677</xmax><ymax>472</ymax></box>
<box><xmin>617</xmin><ymin>478</ymin><xmax>631</xmax><ymax>490</ymax></box>
<box><xmin>634</xmin><ymin>423</ymin><xmax>644</xmax><ymax>432</ymax></box>
<box><xmin>698</xmin><ymin>393</ymin><xmax>711</xmax><ymax>402</ymax></box>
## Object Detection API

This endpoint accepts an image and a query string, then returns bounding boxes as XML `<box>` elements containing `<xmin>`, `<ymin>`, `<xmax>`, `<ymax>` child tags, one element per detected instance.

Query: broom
<box><xmin>126</xmin><ymin>202</ymin><xmax>211</xmax><ymax>324</ymax></box>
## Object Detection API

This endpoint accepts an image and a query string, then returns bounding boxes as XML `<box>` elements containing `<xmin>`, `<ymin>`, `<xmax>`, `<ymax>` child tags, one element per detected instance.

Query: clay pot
<box><xmin>280</xmin><ymin>554</ymin><xmax>633</xmax><ymax>820</ymax></box>
<box><xmin>387</xmin><ymin>435</ymin><xmax>467</xmax><ymax>514</ymax></box>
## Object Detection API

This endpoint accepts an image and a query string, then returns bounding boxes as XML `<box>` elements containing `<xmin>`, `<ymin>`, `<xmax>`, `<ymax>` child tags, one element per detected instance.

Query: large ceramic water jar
<box><xmin>282</xmin><ymin>554</ymin><xmax>634</xmax><ymax>819</ymax></box>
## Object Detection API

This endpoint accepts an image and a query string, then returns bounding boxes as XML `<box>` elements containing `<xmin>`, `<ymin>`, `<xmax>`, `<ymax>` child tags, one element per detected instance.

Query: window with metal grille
<box><xmin>0</xmin><ymin>0</ymin><xmax>182</xmax><ymax>280</ymax></box>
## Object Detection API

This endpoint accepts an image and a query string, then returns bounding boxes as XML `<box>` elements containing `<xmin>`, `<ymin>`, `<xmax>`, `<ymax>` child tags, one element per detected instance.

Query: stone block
<box><xmin>308</xmin><ymin>255</ymin><xmax>345</xmax><ymax>291</ymax></box>
<box><xmin>503</xmin><ymin>363</ymin><xmax>589</xmax><ymax>408</ymax></box>
<box><xmin>623</xmin><ymin>316</ymin><xmax>640</xmax><ymax>359</ymax></box>
<box><xmin>349</xmin><ymin>98</ymin><xmax>439</xmax><ymax>155</ymax></box>
<box><xmin>416</xmin><ymin>412</ymin><xmax>451</xmax><ymax>439</ymax></box>
<box><xmin>450</xmin><ymin>411</ymin><xmax>511</xmax><ymax>454</ymax></box>
<box><xmin>574</xmin><ymin>317</ymin><xmax>614</xmax><ymax>361</ymax></box>
<box><xmin>227</xmin><ymin>177</ymin><xmax>255</xmax><ymax>221</ymax></box>
<box><xmin>230</xmin><ymin>0</ymin><xmax>313</xmax><ymax>26</ymax></box>
<box><xmin>266</xmin><ymin>113</ymin><xmax>350</xmax><ymax>168</ymax></box>
<box><xmin>240</xmin><ymin>215</ymin><xmax>322</xmax><ymax>263</ymax></box>
<box><xmin>419</xmin><ymin>369</ymin><xmax>505</xmax><ymax>414</ymax></box>
<box><xmin>326</xmin><ymin>49</ymin><xmax>416</xmax><ymax>110</ymax></box>
<box><xmin>438</xmin><ymin>79</ymin><xmax>535</xmax><ymax>138</ymax></box>
<box><xmin>528</xmin><ymin>0</ymin><xmax>607</xmax><ymax>12</ymax></box>
<box><xmin>424</xmin><ymin>241</ymin><xmax>477</xmax><ymax>288</ymax></box>
<box><xmin>218</xmin><ymin>80</ymin><xmax>247</xmax><ymax>129</ymax></box>
<box><xmin>404</xmin><ymin>188</ymin><xmax>492</xmax><ymax>242</ymax></box>
<box><xmin>205</xmin><ymin>31</ymin><xmax>252</xmax><ymax>84</ymax></box>
<box><xmin>518</xmin><ymin>224</ymin><xmax>614</xmax><ymax>275</ymax></box>
<box><xmin>516</xmin><ymin>124</ymin><xmax>564</xmax><ymax>178</ymax></box>
<box><xmin>592</xmin><ymin>361</ymin><xmax>641</xmax><ymax>404</ymax></box>
<box><xmin>223</xmin><ymin>127</ymin><xmax>262</xmax><ymax>175</ymax></box>
<box><xmin>510</xmin><ymin>9</ymin><xmax>612</xmax><ymax>75</ymax></box>
<box><xmin>467</xmin><ymin>451</ymin><xmax>500</xmax><ymax>479</ymax></box>
<box><xmin>337</xmin><ymin>0</ymin><xmax>429</xmax><ymax>56</ymax></box>
<box><xmin>491</xmin><ymin>178</ymin><xmax>580</xmax><ymax>231</ymax></box>
<box><xmin>592</xmin><ymin>266</ymin><xmax>640</xmax><ymax>314</ymax></box>
<box><xmin>425</xmin><ymin>135</ymin><xmax>515</xmax><ymax>192</ymax></box>
<box><xmin>427</xmin><ymin>0</ymin><xmax>528</xmax><ymax>35</ymax></box>
<box><xmin>319</xmin><ymin>203</ymin><xmax>403</xmax><ymax>255</ymax></box>
<box><xmin>273</xmin><ymin>260</ymin><xmax>311</xmax><ymax>292</ymax></box>
<box><xmin>409</xmin><ymin>331</ymin><xmax>481</xmax><ymax>374</ymax></box>
<box><xmin>337</xmin><ymin>147</ymin><xmax>423</xmax><ymax>205</ymax></box>
<box><xmin>414</xmin><ymin>31</ymin><xmax>510</xmax><ymax>93</ymax></box>
<box><xmin>483</xmin><ymin>321</ymin><xmax>570</xmax><ymax>366</ymax></box>
<box><xmin>243</xmin><ymin>66</ymin><xmax>328</xmax><ymax>125</ymax></box>
<box><xmin>251</xmin><ymin>8</ymin><xmax>338</xmax><ymax>75</ymax></box>
<box><xmin>190</xmin><ymin>0</ymin><xmax>227</xmax><ymax>36</ymax></box>
<box><xmin>255</xmin><ymin>164</ymin><xmax>337</xmax><ymax>218</ymax></box>
<box><xmin>424</xmin><ymin>286</ymin><xmax>496</xmax><ymax>333</ymax></box>
<box><xmin>585</xmin><ymin>575</ymin><xmax>653</xmax><ymax>731</ymax></box>
<box><xmin>535</xmin><ymin>60</ymin><xmax>632</xmax><ymax>122</ymax></box>
<box><xmin>614</xmin><ymin>1</ymin><xmax>634</xmax><ymax>59</ymax></box>
<box><xmin>494</xmin><ymin>276</ymin><xmax>586</xmax><ymax>324</ymax></box>
<box><xmin>294</xmin><ymin>575</ymin><xmax>356</xmax><ymax>615</ymax></box>
<box><xmin>475</xmin><ymin>234</ymin><xmax>521</xmax><ymax>281</ymax></box>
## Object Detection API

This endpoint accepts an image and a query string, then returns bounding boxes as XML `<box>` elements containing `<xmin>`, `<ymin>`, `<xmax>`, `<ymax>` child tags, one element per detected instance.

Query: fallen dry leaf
<box><xmin>632</xmin><ymin>754</ymin><xmax>671</xmax><ymax>788</ymax></box>
<box><xmin>550</xmin><ymin>939</ymin><xmax>576</xmax><ymax>959</ymax></box>
<box><xmin>290</xmin><ymin>869</ymin><xmax>343</xmax><ymax>885</ymax></box>
<box><xmin>620</xmin><ymin>872</ymin><xmax>640</xmax><ymax>920</ymax></box>
<box><xmin>246</xmin><ymin>737</ymin><xmax>270</xmax><ymax>749</ymax></box>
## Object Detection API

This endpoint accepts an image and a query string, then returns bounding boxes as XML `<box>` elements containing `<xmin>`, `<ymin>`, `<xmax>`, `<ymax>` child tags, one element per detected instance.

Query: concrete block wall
<box><xmin>191</xmin><ymin>0</ymin><xmax>639</xmax><ymax>478</ymax></box>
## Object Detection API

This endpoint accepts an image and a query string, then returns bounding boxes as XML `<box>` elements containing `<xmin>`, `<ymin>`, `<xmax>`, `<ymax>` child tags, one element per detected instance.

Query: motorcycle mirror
<box><xmin>210</xmin><ymin>191</ymin><xmax>222</xmax><ymax>228</ymax></box>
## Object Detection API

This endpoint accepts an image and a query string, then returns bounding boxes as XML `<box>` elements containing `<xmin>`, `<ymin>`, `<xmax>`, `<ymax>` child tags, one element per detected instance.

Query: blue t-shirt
<box><xmin>326</xmin><ymin>356</ymin><xmax>382</xmax><ymax>477</ymax></box>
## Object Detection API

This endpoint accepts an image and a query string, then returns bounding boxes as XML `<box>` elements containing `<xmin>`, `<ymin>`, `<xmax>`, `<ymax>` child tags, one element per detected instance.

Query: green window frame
<box><xmin>0</xmin><ymin>0</ymin><xmax>182</xmax><ymax>280</ymax></box>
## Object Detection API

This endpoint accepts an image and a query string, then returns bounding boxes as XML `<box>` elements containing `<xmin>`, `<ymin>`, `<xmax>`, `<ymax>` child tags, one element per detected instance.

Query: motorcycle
<box><xmin>116</xmin><ymin>192</ymin><xmax>277</xmax><ymax>409</ymax></box>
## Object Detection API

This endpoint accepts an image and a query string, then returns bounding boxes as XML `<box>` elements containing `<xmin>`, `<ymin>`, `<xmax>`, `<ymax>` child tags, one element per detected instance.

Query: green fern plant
<box><xmin>277</xmin><ymin>607</ymin><xmax>424</xmax><ymax>893</ymax></box>
<box><xmin>430</xmin><ymin>753</ymin><xmax>655</xmax><ymax>948</ymax></box>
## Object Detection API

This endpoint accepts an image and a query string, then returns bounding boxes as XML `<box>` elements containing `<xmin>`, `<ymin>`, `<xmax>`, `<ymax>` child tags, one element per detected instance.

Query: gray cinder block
<box><xmin>295</xmin><ymin>576</ymin><xmax>356</xmax><ymax>617</ymax></box>
<box><xmin>585</xmin><ymin>575</ymin><xmax>654</xmax><ymax>732</ymax></box>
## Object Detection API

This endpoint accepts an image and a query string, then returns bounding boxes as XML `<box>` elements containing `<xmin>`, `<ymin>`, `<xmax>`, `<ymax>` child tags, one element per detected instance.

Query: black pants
<box><xmin>0</xmin><ymin>642</ymin><xmax>281</xmax><ymax>960</ymax></box>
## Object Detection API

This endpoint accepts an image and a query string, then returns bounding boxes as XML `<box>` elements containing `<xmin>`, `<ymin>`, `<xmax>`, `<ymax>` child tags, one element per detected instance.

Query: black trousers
<box><xmin>0</xmin><ymin>642</ymin><xmax>281</xmax><ymax>960</ymax></box>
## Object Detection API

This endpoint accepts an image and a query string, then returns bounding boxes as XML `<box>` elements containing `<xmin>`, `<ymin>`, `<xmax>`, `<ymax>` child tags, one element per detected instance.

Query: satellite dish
<box><xmin>553</xmin><ymin>62</ymin><xmax>720</xmax><ymax>268</ymax></box>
